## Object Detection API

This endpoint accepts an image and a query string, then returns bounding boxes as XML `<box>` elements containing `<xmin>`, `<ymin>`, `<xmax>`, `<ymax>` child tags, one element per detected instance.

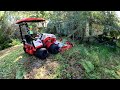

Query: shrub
<box><xmin>9</xmin><ymin>39</ymin><xmax>21</xmax><ymax>46</ymax></box>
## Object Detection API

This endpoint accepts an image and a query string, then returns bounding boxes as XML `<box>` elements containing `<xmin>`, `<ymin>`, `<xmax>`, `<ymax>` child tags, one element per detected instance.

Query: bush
<box><xmin>9</xmin><ymin>39</ymin><xmax>21</xmax><ymax>46</ymax></box>
<box><xmin>0</xmin><ymin>37</ymin><xmax>21</xmax><ymax>50</ymax></box>
<box><xmin>1</xmin><ymin>42</ymin><xmax>12</xmax><ymax>50</ymax></box>
<box><xmin>80</xmin><ymin>61</ymin><xmax>95</xmax><ymax>73</ymax></box>
<box><xmin>116</xmin><ymin>39</ymin><xmax>120</xmax><ymax>47</ymax></box>
<box><xmin>0</xmin><ymin>34</ymin><xmax>13</xmax><ymax>50</ymax></box>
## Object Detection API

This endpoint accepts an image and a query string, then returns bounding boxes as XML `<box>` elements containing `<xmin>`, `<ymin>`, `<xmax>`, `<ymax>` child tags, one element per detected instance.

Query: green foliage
<box><xmin>16</xmin><ymin>68</ymin><xmax>26</xmax><ymax>79</ymax></box>
<box><xmin>0</xmin><ymin>46</ymin><xmax>24</xmax><ymax>79</ymax></box>
<box><xmin>54</xmin><ymin>43</ymin><xmax>120</xmax><ymax>79</ymax></box>
<box><xmin>0</xmin><ymin>11</ymin><xmax>120</xmax><ymax>50</ymax></box>
<box><xmin>109</xmin><ymin>30</ymin><xmax>120</xmax><ymax>38</ymax></box>
<box><xmin>81</xmin><ymin>61</ymin><xmax>95</xmax><ymax>73</ymax></box>
<box><xmin>116</xmin><ymin>39</ymin><xmax>120</xmax><ymax>47</ymax></box>
<box><xmin>47</xmin><ymin>11</ymin><xmax>120</xmax><ymax>42</ymax></box>
<box><xmin>9</xmin><ymin>39</ymin><xmax>21</xmax><ymax>46</ymax></box>
<box><xmin>0</xmin><ymin>37</ymin><xmax>21</xmax><ymax>50</ymax></box>
<box><xmin>1</xmin><ymin>41</ymin><xmax>120</xmax><ymax>79</ymax></box>
<box><xmin>0</xmin><ymin>33</ymin><xmax>12</xmax><ymax>50</ymax></box>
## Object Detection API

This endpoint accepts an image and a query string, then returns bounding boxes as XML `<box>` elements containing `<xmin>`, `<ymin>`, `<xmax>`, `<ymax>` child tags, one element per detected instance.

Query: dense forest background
<box><xmin>0</xmin><ymin>11</ymin><xmax>120</xmax><ymax>50</ymax></box>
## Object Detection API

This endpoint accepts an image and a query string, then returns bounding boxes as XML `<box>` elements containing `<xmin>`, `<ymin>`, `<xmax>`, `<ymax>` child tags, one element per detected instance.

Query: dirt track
<box><xmin>0</xmin><ymin>45</ymin><xmax>59</xmax><ymax>79</ymax></box>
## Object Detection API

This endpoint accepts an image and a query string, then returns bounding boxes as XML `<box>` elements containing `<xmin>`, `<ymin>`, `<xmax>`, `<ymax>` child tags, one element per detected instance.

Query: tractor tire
<box><xmin>48</xmin><ymin>44</ymin><xmax>59</xmax><ymax>54</ymax></box>
<box><xmin>35</xmin><ymin>48</ymin><xmax>49</xmax><ymax>59</ymax></box>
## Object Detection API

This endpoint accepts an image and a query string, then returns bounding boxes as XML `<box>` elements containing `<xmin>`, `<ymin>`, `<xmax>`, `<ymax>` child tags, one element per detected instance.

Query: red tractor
<box><xmin>16</xmin><ymin>17</ymin><xmax>73</xmax><ymax>59</ymax></box>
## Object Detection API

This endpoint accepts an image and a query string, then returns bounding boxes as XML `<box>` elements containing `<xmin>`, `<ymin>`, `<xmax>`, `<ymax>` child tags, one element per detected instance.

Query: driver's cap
<box><xmin>29</xmin><ymin>26</ymin><xmax>32</xmax><ymax>29</ymax></box>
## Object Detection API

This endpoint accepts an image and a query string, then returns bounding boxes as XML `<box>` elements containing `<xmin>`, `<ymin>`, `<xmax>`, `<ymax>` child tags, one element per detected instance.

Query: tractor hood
<box><xmin>16</xmin><ymin>18</ymin><xmax>45</xmax><ymax>24</ymax></box>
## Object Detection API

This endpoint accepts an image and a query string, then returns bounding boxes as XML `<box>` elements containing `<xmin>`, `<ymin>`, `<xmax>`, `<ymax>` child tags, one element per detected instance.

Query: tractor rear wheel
<box><xmin>48</xmin><ymin>44</ymin><xmax>59</xmax><ymax>54</ymax></box>
<box><xmin>35</xmin><ymin>48</ymin><xmax>49</xmax><ymax>59</ymax></box>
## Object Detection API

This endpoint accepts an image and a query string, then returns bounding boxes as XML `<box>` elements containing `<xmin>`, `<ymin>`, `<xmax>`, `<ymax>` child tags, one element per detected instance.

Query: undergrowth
<box><xmin>54</xmin><ymin>44</ymin><xmax>120</xmax><ymax>79</ymax></box>
<box><xmin>1</xmin><ymin>43</ymin><xmax>120</xmax><ymax>79</ymax></box>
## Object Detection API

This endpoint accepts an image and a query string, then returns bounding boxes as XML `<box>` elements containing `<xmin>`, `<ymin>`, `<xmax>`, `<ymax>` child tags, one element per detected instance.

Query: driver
<box><xmin>28</xmin><ymin>26</ymin><xmax>42</xmax><ymax>47</ymax></box>
<box><xmin>28</xmin><ymin>26</ymin><xmax>34</xmax><ymax>36</ymax></box>
<box><xmin>28</xmin><ymin>25</ymin><xmax>38</xmax><ymax>40</ymax></box>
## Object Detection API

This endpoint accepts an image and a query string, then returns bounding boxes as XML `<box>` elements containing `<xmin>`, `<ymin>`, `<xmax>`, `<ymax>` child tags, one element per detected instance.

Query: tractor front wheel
<box><xmin>48</xmin><ymin>44</ymin><xmax>59</xmax><ymax>54</ymax></box>
<box><xmin>35</xmin><ymin>48</ymin><xmax>49</xmax><ymax>59</ymax></box>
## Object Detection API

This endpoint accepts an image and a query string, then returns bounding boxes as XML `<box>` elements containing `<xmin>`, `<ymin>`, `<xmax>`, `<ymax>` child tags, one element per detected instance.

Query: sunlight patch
<box><xmin>24</xmin><ymin>61</ymin><xmax>60</xmax><ymax>79</ymax></box>
<box><xmin>116</xmin><ymin>70</ymin><xmax>120</xmax><ymax>76</ymax></box>
<box><xmin>34</xmin><ymin>61</ymin><xmax>59</xmax><ymax>79</ymax></box>
<box><xmin>0</xmin><ymin>51</ymin><xmax>11</xmax><ymax>60</ymax></box>
<box><xmin>14</xmin><ymin>56</ymin><xmax>22</xmax><ymax>62</ymax></box>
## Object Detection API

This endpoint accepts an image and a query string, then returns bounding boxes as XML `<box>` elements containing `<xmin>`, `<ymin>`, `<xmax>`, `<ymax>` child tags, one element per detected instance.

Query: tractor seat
<box><xmin>24</xmin><ymin>35</ymin><xmax>33</xmax><ymax>44</ymax></box>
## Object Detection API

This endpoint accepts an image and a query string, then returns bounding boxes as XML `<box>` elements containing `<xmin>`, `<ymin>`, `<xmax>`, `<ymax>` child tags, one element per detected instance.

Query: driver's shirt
<box><xmin>29</xmin><ymin>30</ymin><xmax>33</xmax><ymax>34</ymax></box>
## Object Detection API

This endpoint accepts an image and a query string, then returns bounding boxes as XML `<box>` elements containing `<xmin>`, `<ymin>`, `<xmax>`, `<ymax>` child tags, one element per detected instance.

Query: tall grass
<box><xmin>0</xmin><ymin>46</ymin><xmax>28</xmax><ymax>79</ymax></box>
<box><xmin>54</xmin><ymin>44</ymin><xmax>120</xmax><ymax>79</ymax></box>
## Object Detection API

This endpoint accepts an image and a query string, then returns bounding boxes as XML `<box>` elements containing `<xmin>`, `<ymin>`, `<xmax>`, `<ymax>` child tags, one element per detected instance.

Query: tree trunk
<box><xmin>85</xmin><ymin>21</ymin><xmax>89</xmax><ymax>37</ymax></box>
<box><xmin>89</xmin><ymin>21</ymin><xmax>93</xmax><ymax>36</ymax></box>
<box><xmin>80</xmin><ymin>28</ymin><xmax>85</xmax><ymax>43</ymax></box>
